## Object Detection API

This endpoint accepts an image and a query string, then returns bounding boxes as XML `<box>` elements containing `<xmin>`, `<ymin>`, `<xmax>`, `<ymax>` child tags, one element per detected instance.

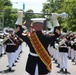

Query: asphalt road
<box><xmin>0</xmin><ymin>42</ymin><xmax>76</xmax><ymax>75</ymax></box>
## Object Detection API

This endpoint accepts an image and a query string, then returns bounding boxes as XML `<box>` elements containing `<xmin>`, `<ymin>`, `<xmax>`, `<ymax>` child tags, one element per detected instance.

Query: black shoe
<box><xmin>72</xmin><ymin>59</ymin><xmax>74</xmax><ymax>62</ymax></box>
<box><xmin>12</xmin><ymin>64</ymin><xmax>16</xmax><ymax>67</ymax></box>
<box><xmin>55</xmin><ymin>60</ymin><xmax>57</xmax><ymax>63</ymax></box>
<box><xmin>4</xmin><ymin>52</ymin><xmax>6</xmax><ymax>55</ymax></box>
<box><xmin>57</xmin><ymin>68</ymin><xmax>64</xmax><ymax>73</ymax></box>
<box><xmin>0</xmin><ymin>54</ymin><xmax>2</xmax><ymax>57</ymax></box>
<box><xmin>17</xmin><ymin>58</ymin><xmax>19</xmax><ymax>60</ymax></box>
<box><xmin>8</xmin><ymin>68</ymin><xmax>12</xmax><ymax>71</ymax></box>
<box><xmin>0</xmin><ymin>68</ymin><xmax>15</xmax><ymax>73</ymax></box>
<box><xmin>15</xmin><ymin>60</ymin><xmax>18</xmax><ymax>63</ymax></box>
<box><xmin>68</xmin><ymin>57</ymin><xmax>71</xmax><ymax>59</ymax></box>
<box><xmin>56</xmin><ymin>64</ymin><xmax>60</xmax><ymax>68</ymax></box>
<box><xmin>20</xmin><ymin>51</ymin><xmax>22</xmax><ymax>53</ymax></box>
<box><xmin>64</xmin><ymin>69</ymin><xmax>70</xmax><ymax>74</ymax></box>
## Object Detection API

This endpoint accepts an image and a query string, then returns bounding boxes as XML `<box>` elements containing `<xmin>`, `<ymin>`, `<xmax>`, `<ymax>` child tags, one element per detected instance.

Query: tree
<box><xmin>0</xmin><ymin>0</ymin><xmax>18</xmax><ymax>29</ymax></box>
<box><xmin>23</xmin><ymin>9</ymin><xmax>44</xmax><ymax>29</ymax></box>
<box><xmin>57</xmin><ymin>0</ymin><xmax>76</xmax><ymax>32</ymax></box>
<box><xmin>0</xmin><ymin>0</ymin><xmax>12</xmax><ymax>9</ymax></box>
<box><xmin>24</xmin><ymin>9</ymin><xmax>44</xmax><ymax>21</ymax></box>
<box><xmin>42</xmin><ymin>0</ymin><xmax>76</xmax><ymax>32</ymax></box>
<box><xmin>4</xmin><ymin>7</ymin><xmax>17</xmax><ymax>28</ymax></box>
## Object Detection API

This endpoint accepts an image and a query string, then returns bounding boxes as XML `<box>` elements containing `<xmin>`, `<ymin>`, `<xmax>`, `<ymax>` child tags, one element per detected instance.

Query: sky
<box><xmin>10</xmin><ymin>0</ymin><xmax>47</xmax><ymax>13</ymax></box>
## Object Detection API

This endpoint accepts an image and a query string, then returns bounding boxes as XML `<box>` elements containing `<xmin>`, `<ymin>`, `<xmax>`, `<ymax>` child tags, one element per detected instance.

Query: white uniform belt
<box><xmin>60</xmin><ymin>46</ymin><xmax>67</xmax><ymax>47</ymax></box>
<box><xmin>7</xmin><ymin>43</ymin><xmax>14</xmax><ymax>45</ymax></box>
<box><xmin>29</xmin><ymin>52</ymin><xmax>38</xmax><ymax>57</ymax></box>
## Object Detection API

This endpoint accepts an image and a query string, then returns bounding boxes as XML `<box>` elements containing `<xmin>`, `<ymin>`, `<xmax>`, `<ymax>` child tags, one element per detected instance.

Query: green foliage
<box><xmin>42</xmin><ymin>0</ymin><xmax>76</xmax><ymax>32</ymax></box>
<box><xmin>0</xmin><ymin>0</ymin><xmax>17</xmax><ymax>29</ymax></box>
<box><xmin>4</xmin><ymin>7</ymin><xmax>17</xmax><ymax>28</ymax></box>
<box><xmin>24</xmin><ymin>9</ymin><xmax>44</xmax><ymax>21</ymax></box>
<box><xmin>0</xmin><ymin>0</ymin><xmax>76</xmax><ymax>32</ymax></box>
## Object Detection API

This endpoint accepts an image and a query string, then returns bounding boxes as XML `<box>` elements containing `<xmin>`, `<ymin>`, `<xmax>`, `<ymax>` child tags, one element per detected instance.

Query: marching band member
<box><xmin>73</xmin><ymin>37</ymin><xmax>76</xmax><ymax>64</ymax></box>
<box><xmin>0</xmin><ymin>32</ymin><xmax>6</xmax><ymax>57</ymax></box>
<box><xmin>54</xmin><ymin>39</ymin><xmax>60</xmax><ymax>64</ymax></box>
<box><xmin>50</xmin><ymin>12</ymin><xmax>68</xmax><ymax>65</ymax></box>
<box><xmin>0</xmin><ymin>34</ymin><xmax>3</xmax><ymax>57</ymax></box>
<box><xmin>70</xmin><ymin>36</ymin><xmax>75</xmax><ymax>62</ymax></box>
<box><xmin>14</xmin><ymin>10</ymin><xmax>23</xmax><ymax>63</ymax></box>
<box><xmin>66</xmin><ymin>34</ymin><xmax>71</xmax><ymax>59</ymax></box>
<box><xmin>15</xmin><ymin>11</ymin><xmax>61</xmax><ymax>75</ymax></box>
<box><xmin>58</xmin><ymin>34</ymin><xmax>70</xmax><ymax>74</ymax></box>
<box><xmin>1</xmin><ymin>28</ymin><xmax>18</xmax><ymax>72</ymax></box>
<box><xmin>14</xmin><ymin>36</ymin><xmax>23</xmax><ymax>63</ymax></box>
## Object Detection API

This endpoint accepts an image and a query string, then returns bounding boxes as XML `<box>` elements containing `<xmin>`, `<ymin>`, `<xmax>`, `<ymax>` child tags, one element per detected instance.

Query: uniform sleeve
<box><xmin>16</xmin><ymin>31</ymin><xmax>29</xmax><ymax>44</ymax></box>
<box><xmin>47</xmin><ymin>26</ymin><xmax>61</xmax><ymax>45</ymax></box>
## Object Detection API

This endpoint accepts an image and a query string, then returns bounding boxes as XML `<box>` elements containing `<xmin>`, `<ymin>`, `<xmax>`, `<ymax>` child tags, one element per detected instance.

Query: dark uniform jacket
<box><xmin>16</xmin><ymin>30</ymin><xmax>60</xmax><ymax>74</ymax></box>
<box><xmin>59</xmin><ymin>42</ymin><xmax>68</xmax><ymax>53</ymax></box>
<box><xmin>5</xmin><ymin>38</ymin><xmax>18</xmax><ymax>53</ymax></box>
<box><xmin>73</xmin><ymin>42</ymin><xmax>76</xmax><ymax>50</ymax></box>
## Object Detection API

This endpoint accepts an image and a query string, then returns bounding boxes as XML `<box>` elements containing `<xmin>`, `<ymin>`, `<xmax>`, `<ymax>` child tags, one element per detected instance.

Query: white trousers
<box><xmin>57</xmin><ymin>51</ymin><xmax>60</xmax><ymax>64</ymax></box>
<box><xmin>71</xmin><ymin>48</ymin><xmax>74</xmax><ymax>60</ymax></box>
<box><xmin>16</xmin><ymin>44</ymin><xmax>22</xmax><ymax>59</ymax></box>
<box><xmin>59</xmin><ymin>52</ymin><xmax>68</xmax><ymax>69</ymax></box>
<box><xmin>74</xmin><ymin>51</ymin><xmax>76</xmax><ymax>62</ymax></box>
<box><xmin>52</xmin><ymin>48</ymin><xmax>55</xmax><ymax>59</ymax></box>
<box><xmin>68</xmin><ymin>47</ymin><xmax>71</xmax><ymax>57</ymax></box>
<box><xmin>55</xmin><ymin>50</ymin><xmax>58</xmax><ymax>61</ymax></box>
<box><xmin>0</xmin><ymin>46</ymin><xmax>2</xmax><ymax>55</ymax></box>
<box><xmin>34</xmin><ymin>64</ymin><xmax>51</xmax><ymax>75</ymax></box>
<box><xmin>48</xmin><ymin>45</ymin><xmax>52</xmax><ymax>56</ymax></box>
<box><xmin>7</xmin><ymin>53</ymin><xmax>15</xmax><ymax>68</ymax></box>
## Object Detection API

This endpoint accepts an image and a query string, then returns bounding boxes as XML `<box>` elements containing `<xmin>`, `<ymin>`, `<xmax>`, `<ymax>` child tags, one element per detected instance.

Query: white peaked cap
<box><xmin>15</xmin><ymin>10</ymin><xmax>23</xmax><ymax>25</ymax></box>
<box><xmin>31</xmin><ymin>18</ymin><xmax>46</xmax><ymax>23</ymax></box>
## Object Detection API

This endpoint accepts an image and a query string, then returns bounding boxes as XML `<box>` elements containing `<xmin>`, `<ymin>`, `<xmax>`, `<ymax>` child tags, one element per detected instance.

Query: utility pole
<box><xmin>2</xmin><ymin>10</ymin><xmax>4</xmax><ymax>30</ymax></box>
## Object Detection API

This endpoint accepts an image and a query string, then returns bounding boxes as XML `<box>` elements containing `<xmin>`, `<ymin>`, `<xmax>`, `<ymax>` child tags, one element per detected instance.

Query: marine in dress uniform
<box><xmin>66</xmin><ymin>35</ymin><xmax>71</xmax><ymax>59</ymax></box>
<box><xmin>58</xmin><ymin>34</ymin><xmax>70</xmax><ymax>74</ymax></box>
<box><xmin>14</xmin><ymin>36</ymin><xmax>23</xmax><ymax>63</ymax></box>
<box><xmin>15</xmin><ymin>10</ymin><xmax>61</xmax><ymax>75</ymax></box>
<box><xmin>50</xmin><ymin>12</ymin><xmax>68</xmax><ymax>66</ymax></box>
<box><xmin>70</xmin><ymin>37</ymin><xmax>75</xmax><ymax>62</ymax></box>
<box><xmin>0</xmin><ymin>34</ymin><xmax>3</xmax><ymax>57</ymax></box>
<box><xmin>54</xmin><ymin>39</ymin><xmax>59</xmax><ymax>64</ymax></box>
<box><xmin>73</xmin><ymin>38</ymin><xmax>76</xmax><ymax>64</ymax></box>
<box><xmin>14</xmin><ymin>10</ymin><xmax>23</xmax><ymax>63</ymax></box>
<box><xmin>2</xmin><ymin>28</ymin><xmax>18</xmax><ymax>72</ymax></box>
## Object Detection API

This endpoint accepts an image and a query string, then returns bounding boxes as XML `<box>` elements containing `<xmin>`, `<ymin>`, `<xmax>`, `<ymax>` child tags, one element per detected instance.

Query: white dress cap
<box><xmin>31</xmin><ymin>18</ymin><xmax>46</xmax><ymax>23</ymax></box>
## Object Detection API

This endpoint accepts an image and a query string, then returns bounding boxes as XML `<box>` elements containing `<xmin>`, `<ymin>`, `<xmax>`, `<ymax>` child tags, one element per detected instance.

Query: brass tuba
<box><xmin>1</xmin><ymin>28</ymin><xmax>14</xmax><ymax>45</ymax></box>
